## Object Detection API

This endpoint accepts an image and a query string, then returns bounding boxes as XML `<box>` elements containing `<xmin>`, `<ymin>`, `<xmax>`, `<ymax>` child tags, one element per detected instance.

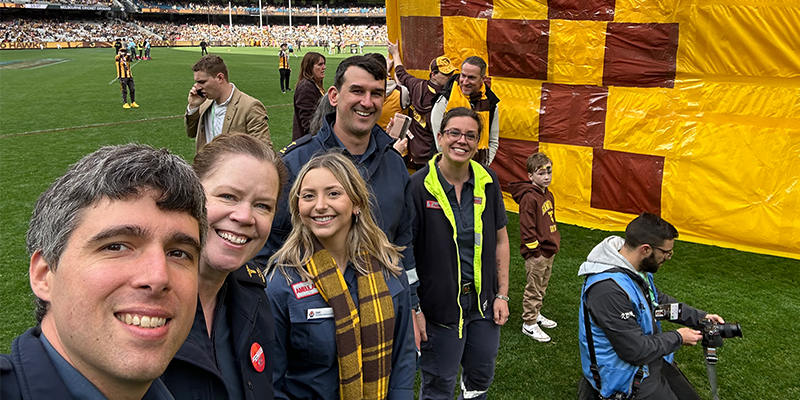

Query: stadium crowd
<box><xmin>1</xmin><ymin>19</ymin><xmax>142</xmax><ymax>42</ymax></box>
<box><xmin>1</xmin><ymin>18</ymin><xmax>387</xmax><ymax>46</ymax></box>
<box><xmin>133</xmin><ymin>1</ymin><xmax>384</xmax><ymax>15</ymax></box>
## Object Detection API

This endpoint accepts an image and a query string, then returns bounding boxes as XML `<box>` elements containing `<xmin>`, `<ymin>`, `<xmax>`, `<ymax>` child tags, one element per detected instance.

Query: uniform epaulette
<box><xmin>279</xmin><ymin>134</ymin><xmax>313</xmax><ymax>156</ymax></box>
<box><xmin>233</xmin><ymin>263</ymin><xmax>267</xmax><ymax>287</ymax></box>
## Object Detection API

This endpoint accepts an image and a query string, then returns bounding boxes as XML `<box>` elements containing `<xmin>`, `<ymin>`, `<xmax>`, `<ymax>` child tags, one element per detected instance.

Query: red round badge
<box><xmin>250</xmin><ymin>342</ymin><xmax>265</xmax><ymax>372</ymax></box>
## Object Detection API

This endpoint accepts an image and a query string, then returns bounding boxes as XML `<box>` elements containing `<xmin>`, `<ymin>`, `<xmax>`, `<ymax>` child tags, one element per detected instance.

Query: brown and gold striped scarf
<box><xmin>306</xmin><ymin>248</ymin><xmax>395</xmax><ymax>399</ymax></box>
<box><xmin>444</xmin><ymin>80</ymin><xmax>490</xmax><ymax>151</ymax></box>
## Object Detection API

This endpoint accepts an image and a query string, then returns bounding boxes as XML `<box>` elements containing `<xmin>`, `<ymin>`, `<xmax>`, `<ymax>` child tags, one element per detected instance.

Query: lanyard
<box><xmin>637</xmin><ymin>271</ymin><xmax>659</xmax><ymax>307</ymax></box>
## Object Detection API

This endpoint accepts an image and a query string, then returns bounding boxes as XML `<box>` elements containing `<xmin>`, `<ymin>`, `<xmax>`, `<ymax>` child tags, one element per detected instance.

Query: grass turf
<box><xmin>1</xmin><ymin>46</ymin><xmax>798</xmax><ymax>399</ymax></box>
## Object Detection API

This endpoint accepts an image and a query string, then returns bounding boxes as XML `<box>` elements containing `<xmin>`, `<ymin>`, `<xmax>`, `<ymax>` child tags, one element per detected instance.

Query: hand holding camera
<box><xmin>695</xmin><ymin>318</ymin><xmax>742</xmax><ymax>348</ymax></box>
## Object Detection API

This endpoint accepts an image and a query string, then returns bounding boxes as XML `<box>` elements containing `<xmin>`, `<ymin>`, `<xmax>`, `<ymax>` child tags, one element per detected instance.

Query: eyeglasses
<box><xmin>442</xmin><ymin>129</ymin><xmax>479</xmax><ymax>143</ymax></box>
<box><xmin>652</xmin><ymin>245</ymin><xmax>674</xmax><ymax>258</ymax></box>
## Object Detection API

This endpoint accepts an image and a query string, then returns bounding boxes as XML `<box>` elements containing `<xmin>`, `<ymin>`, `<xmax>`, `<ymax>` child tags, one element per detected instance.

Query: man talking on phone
<box><xmin>185</xmin><ymin>54</ymin><xmax>273</xmax><ymax>153</ymax></box>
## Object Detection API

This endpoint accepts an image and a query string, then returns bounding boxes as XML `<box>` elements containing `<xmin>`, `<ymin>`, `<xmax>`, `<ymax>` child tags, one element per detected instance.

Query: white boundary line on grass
<box><xmin>1</xmin><ymin>115</ymin><xmax>183</xmax><ymax>138</ymax></box>
<box><xmin>28</xmin><ymin>58</ymin><xmax>73</xmax><ymax>70</ymax></box>
<box><xmin>108</xmin><ymin>59</ymin><xmax>141</xmax><ymax>84</ymax></box>
<box><xmin>0</xmin><ymin>103</ymin><xmax>291</xmax><ymax>138</ymax></box>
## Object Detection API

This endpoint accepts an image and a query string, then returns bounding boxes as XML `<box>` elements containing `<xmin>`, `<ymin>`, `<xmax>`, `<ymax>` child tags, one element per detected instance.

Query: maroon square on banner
<box><xmin>590</xmin><ymin>149</ymin><xmax>663</xmax><ymax>215</ymax></box>
<box><xmin>441</xmin><ymin>0</ymin><xmax>494</xmax><ymax>18</ymax></box>
<box><xmin>539</xmin><ymin>83</ymin><xmax>607</xmax><ymax>148</ymax></box>
<box><xmin>548</xmin><ymin>0</ymin><xmax>615</xmax><ymax>21</ymax></box>
<box><xmin>603</xmin><ymin>23</ymin><xmax>680</xmax><ymax>88</ymax></box>
<box><xmin>487</xmin><ymin>19</ymin><xmax>549</xmax><ymax>80</ymax></box>
<box><xmin>400</xmin><ymin>16</ymin><xmax>444</xmax><ymax>72</ymax></box>
<box><xmin>493</xmin><ymin>137</ymin><xmax>539</xmax><ymax>191</ymax></box>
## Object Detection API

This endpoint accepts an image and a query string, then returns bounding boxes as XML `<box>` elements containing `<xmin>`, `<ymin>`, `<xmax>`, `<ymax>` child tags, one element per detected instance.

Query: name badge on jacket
<box><xmin>307</xmin><ymin>307</ymin><xmax>334</xmax><ymax>320</ymax></box>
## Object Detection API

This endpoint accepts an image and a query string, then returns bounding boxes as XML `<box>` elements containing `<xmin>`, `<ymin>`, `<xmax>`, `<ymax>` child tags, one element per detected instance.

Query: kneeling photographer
<box><xmin>577</xmin><ymin>213</ymin><xmax>729</xmax><ymax>400</ymax></box>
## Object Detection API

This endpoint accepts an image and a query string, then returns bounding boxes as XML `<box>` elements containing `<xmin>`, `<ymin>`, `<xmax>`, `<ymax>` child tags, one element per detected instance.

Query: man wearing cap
<box><xmin>388</xmin><ymin>41</ymin><xmax>456</xmax><ymax>170</ymax></box>
<box><xmin>431</xmin><ymin>56</ymin><xmax>500</xmax><ymax>165</ymax></box>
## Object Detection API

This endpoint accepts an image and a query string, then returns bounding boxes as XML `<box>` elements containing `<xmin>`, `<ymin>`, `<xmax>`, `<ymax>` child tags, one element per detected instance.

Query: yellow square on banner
<box><xmin>604</xmin><ymin>86</ymin><xmax>684</xmax><ymax>157</ymax></box>
<box><xmin>538</xmin><ymin>143</ymin><xmax>593</xmax><ymax>212</ymax></box>
<box><xmin>399</xmin><ymin>0</ymin><xmax>439</xmax><ymax>17</ymax></box>
<box><xmin>679</xmin><ymin>4</ymin><xmax>800</xmax><ymax>79</ymax></box>
<box><xmin>548</xmin><ymin>19</ymin><xmax>607</xmax><ymax>86</ymax></box>
<box><xmin>404</xmin><ymin>68</ymin><xmax>431</xmax><ymax>81</ymax></box>
<box><xmin>492</xmin><ymin>77</ymin><xmax>542</xmax><ymax>142</ymax></box>
<box><xmin>442</xmin><ymin>16</ymin><xmax>488</xmax><ymax>66</ymax></box>
<box><xmin>664</xmin><ymin>122</ymin><xmax>800</xmax><ymax>256</ymax></box>
<box><xmin>492</xmin><ymin>0</ymin><xmax>548</xmax><ymax>20</ymax></box>
<box><xmin>614</xmin><ymin>0</ymin><xmax>683</xmax><ymax>23</ymax></box>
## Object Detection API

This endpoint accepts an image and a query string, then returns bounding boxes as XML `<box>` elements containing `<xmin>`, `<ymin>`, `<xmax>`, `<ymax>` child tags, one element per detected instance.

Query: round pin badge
<box><xmin>250</xmin><ymin>342</ymin><xmax>265</xmax><ymax>372</ymax></box>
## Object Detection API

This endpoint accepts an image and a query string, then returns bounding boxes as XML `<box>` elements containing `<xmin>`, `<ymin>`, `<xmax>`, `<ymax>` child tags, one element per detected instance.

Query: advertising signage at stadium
<box><xmin>60</xmin><ymin>5</ymin><xmax>114</xmax><ymax>10</ymax></box>
<box><xmin>1</xmin><ymin>40</ymin><xmax>228</xmax><ymax>50</ymax></box>
<box><xmin>1</xmin><ymin>2</ymin><xmax>119</xmax><ymax>10</ymax></box>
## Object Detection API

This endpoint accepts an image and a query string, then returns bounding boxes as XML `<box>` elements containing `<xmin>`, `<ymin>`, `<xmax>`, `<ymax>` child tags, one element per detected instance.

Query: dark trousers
<box><xmin>201</xmin><ymin>47</ymin><xmax>208</xmax><ymax>55</ymax></box>
<box><xmin>279</xmin><ymin>69</ymin><xmax>291</xmax><ymax>92</ymax></box>
<box><xmin>638</xmin><ymin>360</ymin><xmax>702</xmax><ymax>400</ymax></box>
<box><xmin>580</xmin><ymin>360</ymin><xmax>702</xmax><ymax>400</ymax></box>
<box><xmin>119</xmin><ymin>78</ymin><xmax>135</xmax><ymax>103</ymax></box>
<box><xmin>419</xmin><ymin>292</ymin><xmax>500</xmax><ymax>400</ymax></box>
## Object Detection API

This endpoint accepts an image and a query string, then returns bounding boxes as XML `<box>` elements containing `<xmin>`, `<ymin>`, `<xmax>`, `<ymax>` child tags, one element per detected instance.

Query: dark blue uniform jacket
<box><xmin>255</xmin><ymin>112</ymin><xmax>418</xmax><ymax>304</ymax></box>
<box><xmin>161</xmin><ymin>264</ymin><xmax>275</xmax><ymax>400</ymax></box>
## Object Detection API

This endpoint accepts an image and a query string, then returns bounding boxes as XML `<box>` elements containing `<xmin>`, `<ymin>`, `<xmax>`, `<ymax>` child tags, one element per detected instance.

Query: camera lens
<box><xmin>720</xmin><ymin>322</ymin><xmax>742</xmax><ymax>339</ymax></box>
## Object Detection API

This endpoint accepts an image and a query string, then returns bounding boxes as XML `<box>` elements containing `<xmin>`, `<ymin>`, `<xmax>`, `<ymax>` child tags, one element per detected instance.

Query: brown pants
<box><xmin>522</xmin><ymin>255</ymin><xmax>554</xmax><ymax>325</ymax></box>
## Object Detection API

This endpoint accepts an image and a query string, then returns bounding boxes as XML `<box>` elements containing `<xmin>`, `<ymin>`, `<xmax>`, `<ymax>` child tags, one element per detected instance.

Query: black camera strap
<box><xmin>582</xmin><ymin>301</ymin><xmax>603</xmax><ymax>391</ymax></box>
<box><xmin>703</xmin><ymin>347</ymin><xmax>720</xmax><ymax>400</ymax></box>
<box><xmin>582</xmin><ymin>294</ymin><xmax>643</xmax><ymax>399</ymax></box>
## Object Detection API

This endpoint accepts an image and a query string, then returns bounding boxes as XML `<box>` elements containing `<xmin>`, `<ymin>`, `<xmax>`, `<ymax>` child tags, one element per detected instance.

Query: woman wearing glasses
<box><xmin>409</xmin><ymin>107</ymin><xmax>510</xmax><ymax>399</ymax></box>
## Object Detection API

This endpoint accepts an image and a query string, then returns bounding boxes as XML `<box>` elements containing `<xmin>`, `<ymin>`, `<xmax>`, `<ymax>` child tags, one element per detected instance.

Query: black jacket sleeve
<box><xmin>656</xmin><ymin>291</ymin><xmax>708</xmax><ymax>328</ymax></box>
<box><xmin>585</xmin><ymin>279</ymin><xmax>683</xmax><ymax>366</ymax></box>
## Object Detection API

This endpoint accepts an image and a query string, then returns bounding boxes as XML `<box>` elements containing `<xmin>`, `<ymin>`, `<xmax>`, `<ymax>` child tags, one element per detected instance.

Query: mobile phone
<box><xmin>387</xmin><ymin>113</ymin><xmax>411</xmax><ymax>140</ymax></box>
<box><xmin>196</xmin><ymin>88</ymin><xmax>205</xmax><ymax>97</ymax></box>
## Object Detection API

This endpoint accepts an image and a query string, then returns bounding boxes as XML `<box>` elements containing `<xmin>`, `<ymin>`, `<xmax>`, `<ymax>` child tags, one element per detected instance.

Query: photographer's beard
<box><xmin>640</xmin><ymin>252</ymin><xmax>662</xmax><ymax>274</ymax></box>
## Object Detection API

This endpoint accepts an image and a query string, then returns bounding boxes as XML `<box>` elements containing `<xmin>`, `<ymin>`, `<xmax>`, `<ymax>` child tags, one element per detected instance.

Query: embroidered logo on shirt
<box><xmin>474</xmin><ymin>197</ymin><xmax>482</xmax><ymax>205</ymax></box>
<box><xmin>426</xmin><ymin>200</ymin><xmax>441</xmax><ymax>209</ymax></box>
<box><xmin>245</xmin><ymin>264</ymin><xmax>266</xmax><ymax>284</ymax></box>
<box><xmin>292</xmin><ymin>281</ymin><xmax>319</xmax><ymax>299</ymax></box>
<box><xmin>620</xmin><ymin>311</ymin><xmax>635</xmax><ymax>320</ymax></box>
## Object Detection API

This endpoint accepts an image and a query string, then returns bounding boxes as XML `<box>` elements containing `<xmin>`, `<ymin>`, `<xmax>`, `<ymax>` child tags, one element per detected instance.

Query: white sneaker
<box><xmin>537</xmin><ymin>314</ymin><xmax>557</xmax><ymax>329</ymax></box>
<box><xmin>522</xmin><ymin>323</ymin><xmax>551</xmax><ymax>342</ymax></box>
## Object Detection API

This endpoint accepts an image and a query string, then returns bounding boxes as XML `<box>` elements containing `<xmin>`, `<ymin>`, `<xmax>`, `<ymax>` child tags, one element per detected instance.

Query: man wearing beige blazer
<box><xmin>185</xmin><ymin>54</ymin><xmax>273</xmax><ymax>152</ymax></box>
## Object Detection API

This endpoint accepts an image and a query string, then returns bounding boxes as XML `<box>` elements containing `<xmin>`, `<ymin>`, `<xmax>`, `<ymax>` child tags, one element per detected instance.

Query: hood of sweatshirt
<box><xmin>386</xmin><ymin>79</ymin><xmax>397</xmax><ymax>96</ymax></box>
<box><xmin>577</xmin><ymin>236</ymin><xmax>638</xmax><ymax>277</ymax></box>
<box><xmin>508</xmin><ymin>181</ymin><xmax>540</xmax><ymax>205</ymax></box>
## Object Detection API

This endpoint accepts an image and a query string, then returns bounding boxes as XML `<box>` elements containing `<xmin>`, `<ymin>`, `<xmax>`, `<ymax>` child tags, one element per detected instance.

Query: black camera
<box><xmin>696</xmin><ymin>319</ymin><xmax>742</xmax><ymax>348</ymax></box>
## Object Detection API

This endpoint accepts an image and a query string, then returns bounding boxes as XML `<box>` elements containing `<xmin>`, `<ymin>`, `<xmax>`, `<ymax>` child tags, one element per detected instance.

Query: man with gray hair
<box><xmin>1</xmin><ymin>144</ymin><xmax>208</xmax><ymax>400</ymax></box>
<box><xmin>431</xmin><ymin>56</ymin><xmax>500</xmax><ymax>165</ymax></box>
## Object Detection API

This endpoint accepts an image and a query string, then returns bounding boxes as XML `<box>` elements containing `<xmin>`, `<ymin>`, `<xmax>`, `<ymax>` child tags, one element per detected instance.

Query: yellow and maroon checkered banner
<box><xmin>387</xmin><ymin>0</ymin><xmax>800</xmax><ymax>259</ymax></box>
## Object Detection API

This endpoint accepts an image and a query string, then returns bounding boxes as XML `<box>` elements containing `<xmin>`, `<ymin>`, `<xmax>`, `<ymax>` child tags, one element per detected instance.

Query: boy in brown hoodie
<box><xmin>509</xmin><ymin>153</ymin><xmax>561</xmax><ymax>342</ymax></box>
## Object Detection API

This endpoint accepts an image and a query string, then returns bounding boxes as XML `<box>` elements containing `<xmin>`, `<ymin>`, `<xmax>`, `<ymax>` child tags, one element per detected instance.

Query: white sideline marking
<box><xmin>28</xmin><ymin>59</ymin><xmax>72</xmax><ymax>70</ymax></box>
<box><xmin>1</xmin><ymin>103</ymin><xmax>291</xmax><ymax>138</ymax></box>
<box><xmin>1</xmin><ymin>115</ymin><xmax>183</xmax><ymax>138</ymax></box>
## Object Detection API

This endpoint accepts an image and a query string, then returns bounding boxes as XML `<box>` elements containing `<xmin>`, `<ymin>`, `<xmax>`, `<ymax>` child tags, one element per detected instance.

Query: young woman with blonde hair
<box><xmin>267</xmin><ymin>151</ymin><xmax>415</xmax><ymax>400</ymax></box>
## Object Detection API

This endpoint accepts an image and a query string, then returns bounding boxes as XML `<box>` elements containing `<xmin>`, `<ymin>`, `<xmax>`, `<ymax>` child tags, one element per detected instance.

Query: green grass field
<box><xmin>1</xmin><ymin>46</ymin><xmax>798</xmax><ymax>399</ymax></box>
